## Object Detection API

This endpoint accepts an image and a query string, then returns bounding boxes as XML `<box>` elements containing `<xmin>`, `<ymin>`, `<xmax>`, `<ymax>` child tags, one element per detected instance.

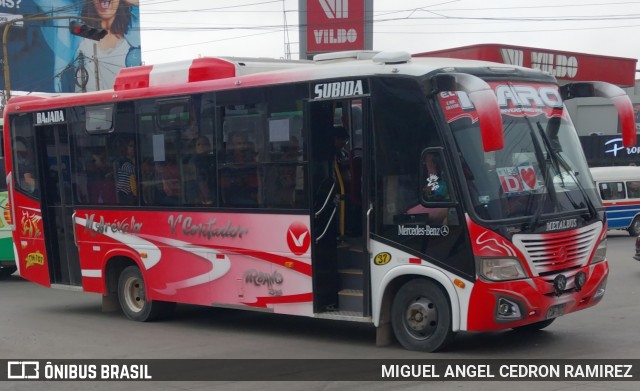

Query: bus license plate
<box><xmin>546</xmin><ymin>303</ymin><xmax>566</xmax><ymax>320</ymax></box>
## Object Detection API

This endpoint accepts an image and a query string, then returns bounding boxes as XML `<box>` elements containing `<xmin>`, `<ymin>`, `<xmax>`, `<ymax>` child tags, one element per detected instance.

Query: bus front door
<box><xmin>37</xmin><ymin>125</ymin><xmax>82</xmax><ymax>286</ymax></box>
<box><xmin>308</xmin><ymin>98</ymin><xmax>370</xmax><ymax>316</ymax></box>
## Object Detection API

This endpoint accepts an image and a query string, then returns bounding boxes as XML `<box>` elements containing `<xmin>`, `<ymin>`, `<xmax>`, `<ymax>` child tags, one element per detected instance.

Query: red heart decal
<box><xmin>520</xmin><ymin>167</ymin><xmax>537</xmax><ymax>189</ymax></box>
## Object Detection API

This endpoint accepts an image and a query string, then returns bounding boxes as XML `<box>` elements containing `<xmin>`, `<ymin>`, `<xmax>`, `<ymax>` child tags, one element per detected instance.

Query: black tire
<box><xmin>391</xmin><ymin>279</ymin><xmax>456</xmax><ymax>352</ymax></box>
<box><xmin>628</xmin><ymin>216</ymin><xmax>640</xmax><ymax>236</ymax></box>
<box><xmin>512</xmin><ymin>318</ymin><xmax>555</xmax><ymax>332</ymax></box>
<box><xmin>117</xmin><ymin>266</ymin><xmax>174</xmax><ymax>322</ymax></box>
<box><xmin>0</xmin><ymin>266</ymin><xmax>17</xmax><ymax>278</ymax></box>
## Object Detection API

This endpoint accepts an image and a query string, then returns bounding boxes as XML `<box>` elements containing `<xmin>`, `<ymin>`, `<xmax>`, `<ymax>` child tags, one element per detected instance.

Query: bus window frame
<box><xmin>85</xmin><ymin>104</ymin><xmax>115</xmax><ymax>134</ymax></box>
<box><xmin>156</xmin><ymin>97</ymin><xmax>192</xmax><ymax>131</ymax></box>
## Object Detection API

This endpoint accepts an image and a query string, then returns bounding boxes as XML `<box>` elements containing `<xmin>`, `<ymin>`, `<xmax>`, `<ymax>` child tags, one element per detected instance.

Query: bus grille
<box><xmin>511</xmin><ymin>223</ymin><xmax>602</xmax><ymax>276</ymax></box>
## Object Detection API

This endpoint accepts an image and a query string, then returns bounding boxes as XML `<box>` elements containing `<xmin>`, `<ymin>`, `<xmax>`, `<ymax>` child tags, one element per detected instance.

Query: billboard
<box><xmin>415</xmin><ymin>44</ymin><xmax>638</xmax><ymax>87</ymax></box>
<box><xmin>303</xmin><ymin>0</ymin><xmax>368</xmax><ymax>55</ymax></box>
<box><xmin>1</xmin><ymin>0</ymin><xmax>141</xmax><ymax>93</ymax></box>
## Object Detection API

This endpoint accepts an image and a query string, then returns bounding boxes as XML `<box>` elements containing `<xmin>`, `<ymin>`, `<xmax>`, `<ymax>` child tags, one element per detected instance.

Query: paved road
<box><xmin>0</xmin><ymin>231</ymin><xmax>638</xmax><ymax>390</ymax></box>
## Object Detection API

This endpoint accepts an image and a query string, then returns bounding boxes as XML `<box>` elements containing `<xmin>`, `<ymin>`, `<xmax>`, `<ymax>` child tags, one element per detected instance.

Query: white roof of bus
<box><xmin>268</xmin><ymin>54</ymin><xmax>534</xmax><ymax>79</ymax></box>
<box><xmin>590</xmin><ymin>166</ymin><xmax>640</xmax><ymax>182</ymax></box>
<box><xmin>136</xmin><ymin>51</ymin><xmax>539</xmax><ymax>92</ymax></box>
<box><xmin>134</xmin><ymin>52</ymin><xmax>542</xmax><ymax>95</ymax></box>
<box><xmin>7</xmin><ymin>51</ymin><xmax>549</xmax><ymax>106</ymax></box>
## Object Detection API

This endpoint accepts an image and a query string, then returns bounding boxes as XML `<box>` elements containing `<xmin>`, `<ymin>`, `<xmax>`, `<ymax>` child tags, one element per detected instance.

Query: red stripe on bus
<box><xmin>602</xmin><ymin>200</ymin><xmax>640</xmax><ymax>207</ymax></box>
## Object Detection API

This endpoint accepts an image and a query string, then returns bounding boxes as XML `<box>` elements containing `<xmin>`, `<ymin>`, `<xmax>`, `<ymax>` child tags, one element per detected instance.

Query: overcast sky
<box><xmin>139</xmin><ymin>0</ymin><xmax>640</xmax><ymax>69</ymax></box>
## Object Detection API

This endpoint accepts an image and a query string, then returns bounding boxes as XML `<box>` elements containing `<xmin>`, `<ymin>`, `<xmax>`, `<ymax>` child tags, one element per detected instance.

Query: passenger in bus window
<box><xmin>189</xmin><ymin>136</ymin><xmax>216</xmax><ymax>205</ymax></box>
<box><xmin>87</xmin><ymin>149</ymin><xmax>115</xmax><ymax>204</ymax></box>
<box><xmin>264</xmin><ymin>137</ymin><xmax>300</xmax><ymax>207</ymax></box>
<box><xmin>221</xmin><ymin>131</ymin><xmax>258</xmax><ymax>206</ymax></box>
<box><xmin>157</xmin><ymin>162</ymin><xmax>181</xmax><ymax>206</ymax></box>
<box><xmin>182</xmin><ymin>116</ymin><xmax>200</xmax><ymax>154</ymax></box>
<box><xmin>15</xmin><ymin>139</ymin><xmax>37</xmax><ymax>194</ymax></box>
<box><xmin>115</xmin><ymin>139</ymin><xmax>137</xmax><ymax>204</ymax></box>
<box><xmin>140</xmin><ymin>157</ymin><xmax>160</xmax><ymax>205</ymax></box>
<box><xmin>226</xmin><ymin>131</ymin><xmax>256</xmax><ymax>164</ymax></box>
<box><xmin>628</xmin><ymin>181</ymin><xmax>640</xmax><ymax>199</ymax></box>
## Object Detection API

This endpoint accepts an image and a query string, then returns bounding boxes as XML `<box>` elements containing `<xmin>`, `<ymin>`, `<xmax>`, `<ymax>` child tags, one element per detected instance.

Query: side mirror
<box><xmin>432</xmin><ymin>73</ymin><xmax>504</xmax><ymax>152</ymax></box>
<box><xmin>561</xmin><ymin>82</ymin><xmax>636</xmax><ymax>147</ymax></box>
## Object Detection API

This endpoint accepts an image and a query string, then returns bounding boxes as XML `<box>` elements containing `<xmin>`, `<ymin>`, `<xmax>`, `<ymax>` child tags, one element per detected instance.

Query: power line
<box><xmin>141</xmin><ymin>0</ymin><xmax>285</xmax><ymax>14</ymax></box>
<box><xmin>422</xmin><ymin>0</ymin><xmax>640</xmax><ymax>12</ymax></box>
<box><xmin>141</xmin><ymin>30</ymin><xmax>282</xmax><ymax>53</ymax></box>
<box><xmin>375</xmin><ymin>23</ymin><xmax>640</xmax><ymax>34</ymax></box>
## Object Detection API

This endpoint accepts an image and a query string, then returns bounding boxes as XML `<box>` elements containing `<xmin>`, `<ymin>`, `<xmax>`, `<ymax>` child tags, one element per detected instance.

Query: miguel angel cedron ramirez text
<box><xmin>381</xmin><ymin>364</ymin><xmax>634</xmax><ymax>379</ymax></box>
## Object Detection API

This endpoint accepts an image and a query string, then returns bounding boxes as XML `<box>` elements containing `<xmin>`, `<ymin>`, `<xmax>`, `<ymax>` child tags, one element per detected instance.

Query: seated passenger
<box><xmin>189</xmin><ymin>136</ymin><xmax>216</xmax><ymax>205</ymax></box>
<box><xmin>220</xmin><ymin>131</ymin><xmax>259</xmax><ymax>206</ymax></box>
<box><xmin>115</xmin><ymin>139</ymin><xmax>137</xmax><ymax>205</ymax></box>
<box><xmin>157</xmin><ymin>162</ymin><xmax>182</xmax><ymax>206</ymax></box>
<box><xmin>87</xmin><ymin>149</ymin><xmax>115</xmax><ymax>204</ymax></box>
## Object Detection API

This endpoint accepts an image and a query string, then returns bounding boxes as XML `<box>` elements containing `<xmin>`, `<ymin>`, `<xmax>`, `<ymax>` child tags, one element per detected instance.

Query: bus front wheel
<box><xmin>391</xmin><ymin>279</ymin><xmax>456</xmax><ymax>352</ymax></box>
<box><xmin>628</xmin><ymin>216</ymin><xmax>640</xmax><ymax>236</ymax></box>
<box><xmin>118</xmin><ymin>266</ymin><xmax>173</xmax><ymax>322</ymax></box>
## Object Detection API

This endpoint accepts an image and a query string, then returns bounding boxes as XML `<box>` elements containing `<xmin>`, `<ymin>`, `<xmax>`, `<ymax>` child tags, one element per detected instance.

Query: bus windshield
<box><xmin>441</xmin><ymin>83</ymin><xmax>600</xmax><ymax>222</ymax></box>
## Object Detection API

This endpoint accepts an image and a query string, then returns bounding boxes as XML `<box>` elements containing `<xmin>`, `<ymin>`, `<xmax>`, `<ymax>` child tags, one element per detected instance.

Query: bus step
<box><xmin>337</xmin><ymin>246</ymin><xmax>367</xmax><ymax>269</ymax></box>
<box><xmin>338</xmin><ymin>268</ymin><xmax>364</xmax><ymax>291</ymax></box>
<box><xmin>338</xmin><ymin>289</ymin><xmax>363</xmax><ymax>312</ymax></box>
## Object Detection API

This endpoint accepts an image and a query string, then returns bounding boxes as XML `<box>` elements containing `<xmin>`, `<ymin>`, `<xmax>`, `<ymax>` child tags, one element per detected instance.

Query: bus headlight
<box><xmin>591</xmin><ymin>239</ymin><xmax>607</xmax><ymax>264</ymax></box>
<box><xmin>478</xmin><ymin>258</ymin><xmax>527</xmax><ymax>281</ymax></box>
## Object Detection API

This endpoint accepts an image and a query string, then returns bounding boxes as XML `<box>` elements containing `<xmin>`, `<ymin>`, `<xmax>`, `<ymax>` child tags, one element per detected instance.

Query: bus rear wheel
<box><xmin>391</xmin><ymin>279</ymin><xmax>456</xmax><ymax>352</ymax></box>
<box><xmin>118</xmin><ymin>266</ymin><xmax>173</xmax><ymax>322</ymax></box>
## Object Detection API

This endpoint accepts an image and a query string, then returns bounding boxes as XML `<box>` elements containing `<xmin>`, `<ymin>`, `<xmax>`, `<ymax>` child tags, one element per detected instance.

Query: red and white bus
<box><xmin>4</xmin><ymin>51</ymin><xmax>635</xmax><ymax>352</ymax></box>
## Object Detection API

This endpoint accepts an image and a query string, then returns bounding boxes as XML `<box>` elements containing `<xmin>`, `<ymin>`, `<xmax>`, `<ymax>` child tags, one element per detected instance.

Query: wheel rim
<box><xmin>123</xmin><ymin>275</ymin><xmax>145</xmax><ymax>313</ymax></box>
<box><xmin>633</xmin><ymin>219</ymin><xmax>640</xmax><ymax>234</ymax></box>
<box><xmin>403</xmin><ymin>297</ymin><xmax>438</xmax><ymax>340</ymax></box>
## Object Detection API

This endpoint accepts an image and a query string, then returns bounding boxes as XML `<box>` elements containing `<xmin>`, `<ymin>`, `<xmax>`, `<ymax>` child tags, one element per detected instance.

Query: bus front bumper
<box><xmin>465</xmin><ymin>261</ymin><xmax>608</xmax><ymax>332</ymax></box>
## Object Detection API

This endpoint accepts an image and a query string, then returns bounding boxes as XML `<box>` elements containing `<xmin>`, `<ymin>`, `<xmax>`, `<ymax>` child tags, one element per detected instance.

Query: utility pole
<box><xmin>75</xmin><ymin>51</ymin><xmax>88</xmax><ymax>93</ymax></box>
<box><xmin>93</xmin><ymin>43</ymin><xmax>100</xmax><ymax>91</ymax></box>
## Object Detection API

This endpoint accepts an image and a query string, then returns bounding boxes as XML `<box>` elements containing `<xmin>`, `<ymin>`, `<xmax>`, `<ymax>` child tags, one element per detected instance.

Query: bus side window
<box><xmin>599</xmin><ymin>183</ymin><xmax>611</xmax><ymax>200</ymax></box>
<box><xmin>599</xmin><ymin>182</ymin><xmax>625</xmax><ymax>200</ymax></box>
<box><xmin>627</xmin><ymin>181</ymin><xmax>640</xmax><ymax>199</ymax></box>
<box><xmin>15</xmin><ymin>138</ymin><xmax>37</xmax><ymax>194</ymax></box>
<box><xmin>614</xmin><ymin>182</ymin><xmax>626</xmax><ymax>200</ymax></box>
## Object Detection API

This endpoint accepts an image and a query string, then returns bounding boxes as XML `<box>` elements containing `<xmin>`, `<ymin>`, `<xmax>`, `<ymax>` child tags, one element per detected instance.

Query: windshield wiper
<box><xmin>527</xmin><ymin>122</ymin><xmax>553</xmax><ymax>229</ymax></box>
<box><xmin>535</xmin><ymin>122</ymin><xmax>597</xmax><ymax>220</ymax></box>
<box><xmin>535</xmin><ymin>123</ymin><xmax>564</xmax><ymax>186</ymax></box>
